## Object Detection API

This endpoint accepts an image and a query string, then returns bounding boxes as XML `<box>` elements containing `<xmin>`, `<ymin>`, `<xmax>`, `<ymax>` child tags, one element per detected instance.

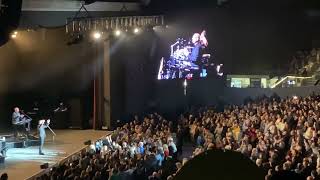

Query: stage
<box><xmin>0</xmin><ymin>129</ymin><xmax>109</xmax><ymax>180</ymax></box>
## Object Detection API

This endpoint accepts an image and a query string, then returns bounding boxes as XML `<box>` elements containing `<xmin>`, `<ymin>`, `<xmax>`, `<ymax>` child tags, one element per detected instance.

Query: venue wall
<box><xmin>148</xmin><ymin>79</ymin><xmax>320</xmax><ymax>120</ymax></box>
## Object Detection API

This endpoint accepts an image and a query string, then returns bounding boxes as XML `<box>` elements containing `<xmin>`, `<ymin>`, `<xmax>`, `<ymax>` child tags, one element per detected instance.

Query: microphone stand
<box><xmin>20</xmin><ymin>110</ymin><xmax>32</xmax><ymax>135</ymax></box>
<box><xmin>47</xmin><ymin>125</ymin><xmax>56</xmax><ymax>136</ymax></box>
<box><xmin>39</xmin><ymin>119</ymin><xmax>57</xmax><ymax>142</ymax></box>
<box><xmin>20</xmin><ymin>110</ymin><xmax>33</xmax><ymax>120</ymax></box>
<box><xmin>47</xmin><ymin>125</ymin><xmax>56</xmax><ymax>142</ymax></box>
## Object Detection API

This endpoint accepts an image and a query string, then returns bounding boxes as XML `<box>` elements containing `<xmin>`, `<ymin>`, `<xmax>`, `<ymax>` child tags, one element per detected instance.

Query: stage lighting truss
<box><xmin>66</xmin><ymin>15</ymin><xmax>164</xmax><ymax>35</ymax></box>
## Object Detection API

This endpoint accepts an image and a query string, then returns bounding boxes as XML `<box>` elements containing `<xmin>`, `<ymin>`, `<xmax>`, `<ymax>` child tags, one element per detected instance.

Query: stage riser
<box><xmin>0</xmin><ymin>140</ymin><xmax>40</xmax><ymax>164</ymax></box>
<box><xmin>6</xmin><ymin>140</ymin><xmax>40</xmax><ymax>149</ymax></box>
<box><xmin>0</xmin><ymin>137</ymin><xmax>40</xmax><ymax>165</ymax></box>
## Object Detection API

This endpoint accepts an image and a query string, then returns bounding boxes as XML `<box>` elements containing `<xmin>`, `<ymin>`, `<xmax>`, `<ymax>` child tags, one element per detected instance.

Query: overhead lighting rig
<box><xmin>65</xmin><ymin>15</ymin><xmax>164</xmax><ymax>35</ymax></box>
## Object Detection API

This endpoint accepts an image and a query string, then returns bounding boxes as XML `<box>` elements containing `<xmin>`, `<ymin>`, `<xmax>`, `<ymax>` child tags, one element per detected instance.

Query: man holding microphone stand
<box><xmin>38</xmin><ymin>119</ymin><xmax>56</xmax><ymax>155</ymax></box>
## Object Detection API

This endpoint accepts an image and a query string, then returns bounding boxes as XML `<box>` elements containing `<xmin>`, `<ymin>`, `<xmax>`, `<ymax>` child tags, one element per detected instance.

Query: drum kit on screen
<box><xmin>162</xmin><ymin>38</ymin><xmax>211</xmax><ymax>79</ymax></box>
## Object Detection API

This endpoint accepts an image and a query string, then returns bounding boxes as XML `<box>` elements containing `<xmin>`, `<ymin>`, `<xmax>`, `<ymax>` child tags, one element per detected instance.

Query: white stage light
<box><xmin>115</xmin><ymin>30</ymin><xmax>121</xmax><ymax>36</ymax></box>
<box><xmin>183</xmin><ymin>79</ymin><xmax>187</xmax><ymax>87</ymax></box>
<box><xmin>183</xmin><ymin>79</ymin><xmax>188</xmax><ymax>96</ymax></box>
<box><xmin>93</xmin><ymin>31</ymin><xmax>101</xmax><ymax>39</ymax></box>
<box><xmin>10</xmin><ymin>31</ymin><xmax>18</xmax><ymax>39</ymax></box>
<box><xmin>133</xmin><ymin>28</ymin><xmax>139</xmax><ymax>34</ymax></box>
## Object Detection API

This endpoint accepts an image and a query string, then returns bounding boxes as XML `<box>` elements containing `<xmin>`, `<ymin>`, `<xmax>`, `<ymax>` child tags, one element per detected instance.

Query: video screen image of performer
<box><xmin>157</xmin><ymin>30</ymin><xmax>223</xmax><ymax>80</ymax></box>
<box><xmin>38</xmin><ymin>119</ymin><xmax>50</xmax><ymax>155</ymax></box>
<box><xmin>12</xmin><ymin>107</ymin><xmax>32</xmax><ymax>138</ymax></box>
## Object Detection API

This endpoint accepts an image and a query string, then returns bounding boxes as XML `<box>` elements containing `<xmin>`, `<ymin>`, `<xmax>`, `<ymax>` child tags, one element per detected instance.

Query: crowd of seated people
<box><xmin>182</xmin><ymin>94</ymin><xmax>320</xmax><ymax>180</ymax></box>
<box><xmin>289</xmin><ymin>48</ymin><xmax>320</xmax><ymax>75</ymax></box>
<box><xmin>35</xmin><ymin>114</ymin><xmax>181</xmax><ymax>180</ymax></box>
<box><xmin>6</xmin><ymin>93</ymin><xmax>320</xmax><ymax>180</ymax></box>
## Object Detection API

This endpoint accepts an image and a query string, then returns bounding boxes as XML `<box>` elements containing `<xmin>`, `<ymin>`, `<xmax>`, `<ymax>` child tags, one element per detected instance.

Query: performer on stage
<box><xmin>38</xmin><ymin>119</ymin><xmax>50</xmax><ymax>155</ymax></box>
<box><xmin>54</xmin><ymin>102</ymin><xmax>68</xmax><ymax>113</ymax></box>
<box><xmin>12</xmin><ymin>107</ymin><xmax>31</xmax><ymax>138</ymax></box>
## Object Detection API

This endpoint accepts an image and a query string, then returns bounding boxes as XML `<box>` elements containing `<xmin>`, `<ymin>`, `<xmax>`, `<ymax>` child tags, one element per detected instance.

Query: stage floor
<box><xmin>0</xmin><ymin>129</ymin><xmax>109</xmax><ymax>180</ymax></box>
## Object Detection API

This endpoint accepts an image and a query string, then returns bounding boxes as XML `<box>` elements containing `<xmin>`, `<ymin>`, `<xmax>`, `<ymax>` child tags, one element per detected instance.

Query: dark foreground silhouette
<box><xmin>174</xmin><ymin>149</ymin><xmax>265</xmax><ymax>180</ymax></box>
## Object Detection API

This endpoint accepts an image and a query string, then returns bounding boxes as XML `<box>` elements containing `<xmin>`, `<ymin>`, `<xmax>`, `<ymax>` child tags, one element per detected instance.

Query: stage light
<box><xmin>11</xmin><ymin>31</ymin><xmax>18</xmax><ymax>39</ymax></box>
<box><xmin>183</xmin><ymin>79</ymin><xmax>188</xmax><ymax>96</ymax></box>
<box><xmin>93</xmin><ymin>31</ymin><xmax>101</xmax><ymax>40</ymax></box>
<box><xmin>183</xmin><ymin>79</ymin><xmax>188</xmax><ymax>87</ymax></box>
<box><xmin>66</xmin><ymin>15</ymin><xmax>164</xmax><ymax>35</ymax></box>
<box><xmin>115</xmin><ymin>30</ymin><xmax>121</xmax><ymax>36</ymax></box>
<box><xmin>133</xmin><ymin>28</ymin><xmax>140</xmax><ymax>34</ymax></box>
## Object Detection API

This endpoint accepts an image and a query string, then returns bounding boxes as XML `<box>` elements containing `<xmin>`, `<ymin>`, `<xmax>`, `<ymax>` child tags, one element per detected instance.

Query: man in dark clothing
<box><xmin>176</xmin><ymin>125</ymin><xmax>184</xmax><ymax>156</ymax></box>
<box><xmin>189</xmin><ymin>31</ymin><xmax>208</xmax><ymax>62</ymax></box>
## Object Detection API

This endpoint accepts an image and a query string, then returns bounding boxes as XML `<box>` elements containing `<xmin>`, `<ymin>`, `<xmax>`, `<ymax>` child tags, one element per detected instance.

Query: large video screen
<box><xmin>157</xmin><ymin>30</ymin><xmax>223</xmax><ymax>80</ymax></box>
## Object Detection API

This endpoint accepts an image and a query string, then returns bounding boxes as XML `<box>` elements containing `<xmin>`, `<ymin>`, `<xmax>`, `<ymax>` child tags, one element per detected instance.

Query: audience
<box><xmin>289</xmin><ymin>48</ymin><xmax>320</xmax><ymax>75</ymax></box>
<box><xmin>4</xmin><ymin>93</ymin><xmax>320</xmax><ymax>180</ymax></box>
<box><xmin>30</xmin><ymin>113</ymin><xmax>180</xmax><ymax>180</ymax></box>
<box><xmin>178</xmin><ymin>93</ymin><xmax>320</xmax><ymax>179</ymax></box>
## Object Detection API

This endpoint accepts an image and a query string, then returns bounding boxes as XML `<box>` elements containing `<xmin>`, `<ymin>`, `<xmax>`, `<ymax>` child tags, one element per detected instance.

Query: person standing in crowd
<box><xmin>176</xmin><ymin>125</ymin><xmax>184</xmax><ymax>156</ymax></box>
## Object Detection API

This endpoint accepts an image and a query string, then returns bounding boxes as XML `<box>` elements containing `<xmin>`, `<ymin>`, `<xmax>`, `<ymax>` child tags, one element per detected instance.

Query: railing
<box><xmin>270</xmin><ymin>75</ymin><xmax>313</xmax><ymax>88</ymax></box>
<box><xmin>26</xmin><ymin>132</ymin><xmax>112</xmax><ymax>180</ymax></box>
